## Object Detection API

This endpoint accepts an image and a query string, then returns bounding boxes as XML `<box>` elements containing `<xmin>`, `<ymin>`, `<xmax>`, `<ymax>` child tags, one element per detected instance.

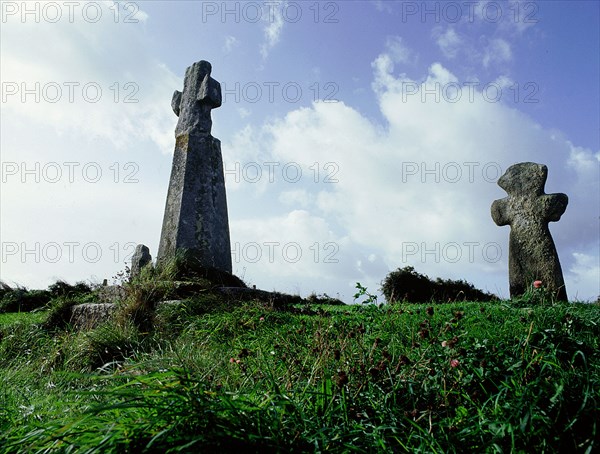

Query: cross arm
<box><xmin>197</xmin><ymin>74</ymin><xmax>222</xmax><ymax>108</ymax></box>
<box><xmin>491</xmin><ymin>198</ymin><xmax>511</xmax><ymax>226</ymax></box>
<box><xmin>540</xmin><ymin>193</ymin><xmax>568</xmax><ymax>222</ymax></box>
<box><xmin>171</xmin><ymin>90</ymin><xmax>182</xmax><ymax>116</ymax></box>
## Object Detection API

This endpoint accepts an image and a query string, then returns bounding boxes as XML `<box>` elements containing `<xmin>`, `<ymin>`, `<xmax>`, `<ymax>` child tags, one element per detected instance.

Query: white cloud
<box><xmin>385</xmin><ymin>36</ymin><xmax>413</xmax><ymax>64</ymax></box>
<box><xmin>223</xmin><ymin>35</ymin><xmax>239</xmax><ymax>54</ymax></box>
<box><xmin>483</xmin><ymin>38</ymin><xmax>512</xmax><ymax>68</ymax></box>
<box><xmin>372</xmin><ymin>0</ymin><xmax>393</xmax><ymax>13</ymax></box>
<box><xmin>371</xmin><ymin>53</ymin><xmax>397</xmax><ymax>94</ymax></box>
<box><xmin>567</xmin><ymin>144</ymin><xmax>600</xmax><ymax>176</ymax></box>
<box><xmin>224</xmin><ymin>48</ymin><xmax>599</xmax><ymax>301</ymax></box>
<box><xmin>0</xmin><ymin>2</ymin><xmax>178</xmax><ymax>153</ymax></box>
<box><xmin>230</xmin><ymin>210</ymin><xmax>355</xmax><ymax>294</ymax></box>
<box><xmin>567</xmin><ymin>253</ymin><xmax>600</xmax><ymax>302</ymax></box>
<box><xmin>0</xmin><ymin>1</ymin><xmax>178</xmax><ymax>290</ymax></box>
<box><xmin>279</xmin><ymin>189</ymin><xmax>312</xmax><ymax>208</ymax></box>
<box><xmin>260</xmin><ymin>2</ymin><xmax>285</xmax><ymax>59</ymax></box>
<box><xmin>434</xmin><ymin>27</ymin><xmax>463</xmax><ymax>59</ymax></box>
<box><xmin>500</xmin><ymin>0</ymin><xmax>540</xmax><ymax>35</ymax></box>
<box><xmin>1</xmin><ymin>11</ymin><xmax>596</xmax><ymax>304</ymax></box>
<box><xmin>427</xmin><ymin>2</ymin><xmax>539</xmax><ymax>75</ymax></box>
<box><xmin>237</xmin><ymin>107</ymin><xmax>251</xmax><ymax>119</ymax></box>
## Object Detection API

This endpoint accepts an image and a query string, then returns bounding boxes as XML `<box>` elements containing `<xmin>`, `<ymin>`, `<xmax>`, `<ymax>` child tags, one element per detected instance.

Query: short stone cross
<box><xmin>130</xmin><ymin>244</ymin><xmax>151</xmax><ymax>280</ymax></box>
<box><xmin>491</xmin><ymin>162</ymin><xmax>568</xmax><ymax>300</ymax></box>
<box><xmin>157</xmin><ymin>60</ymin><xmax>232</xmax><ymax>273</ymax></box>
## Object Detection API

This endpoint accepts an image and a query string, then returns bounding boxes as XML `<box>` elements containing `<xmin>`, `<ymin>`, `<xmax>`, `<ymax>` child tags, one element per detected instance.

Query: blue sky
<box><xmin>1</xmin><ymin>0</ymin><xmax>599</xmax><ymax>302</ymax></box>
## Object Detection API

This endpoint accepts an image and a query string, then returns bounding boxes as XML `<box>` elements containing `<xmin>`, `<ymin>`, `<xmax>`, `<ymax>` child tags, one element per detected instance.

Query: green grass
<box><xmin>0</xmin><ymin>299</ymin><xmax>598</xmax><ymax>452</ymax></box>
<box><xmin>0</xmin><ymin>311</ymin><xmax>47</xmax><ymax>325</ymax></box>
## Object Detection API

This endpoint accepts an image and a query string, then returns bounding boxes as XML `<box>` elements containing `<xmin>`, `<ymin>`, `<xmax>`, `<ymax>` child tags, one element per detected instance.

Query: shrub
<box><xmin>47</xmin><ymin>280</ymin><xmax>92</xmax><ymax>298</ymax></box>
<box><xmin>0</xmin><ymin>280</ymin><xmax>95</xmax><ymax>314</ymax></box>
<box><xmin>0</xmin><ymin>288</ymin><xmax>51</xmax><ymax>313</ymax></box>
<box><xmin>306</xmin><ymin>292</ymin><xmax>345</xmax><ymax>306</ymax></box>
<box><xmin>0</xmin><ymin>281</ymin><xmax>12</xmax><ymax>300</ymax></box>
<box><xmin>382</xmin><ymin>266</ymin><xmax>497</xmax><ymax>303</ymax></box>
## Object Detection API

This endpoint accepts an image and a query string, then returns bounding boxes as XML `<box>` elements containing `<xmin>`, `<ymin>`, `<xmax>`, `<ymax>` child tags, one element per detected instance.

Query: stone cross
<box><xmin>171</xmin><ymin>60</ymin><xmax>221</xmax><ymax>136</ymax></box>
<box><xmin>157</xmin><ymin>60</ymin><xmax>232</xmax><ymax>273</ymax></box>
<box><xmin>130</xmin><ymin>244</ymin><xmax>151</xmax><ymax>280</ymax></box>
<box><xmin>491</xmin><ymin>162</ymin><xmax>568</xmax><ymax>300</ymax></box>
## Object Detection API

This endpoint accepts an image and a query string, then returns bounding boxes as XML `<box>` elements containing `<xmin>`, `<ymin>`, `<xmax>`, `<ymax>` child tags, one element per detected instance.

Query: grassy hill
<box><xmin>0</xmin><ymin>288</ymin><xmax>598</xmax><ymax>452</ymax></box>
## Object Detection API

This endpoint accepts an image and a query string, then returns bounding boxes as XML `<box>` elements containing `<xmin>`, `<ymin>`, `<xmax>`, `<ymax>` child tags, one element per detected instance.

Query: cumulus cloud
<box><xmin>279</xmin><ymin>189</ymin><xmax>313</xmax><ymax>208</ymax></box>
<box><xmin>2</xmin><ymin>8</ymin><xmax>596</xmax><ymax>302</ymax></box>
<box><xmin>224</xmin><ymin>45</ymin><xmax>599</xmax><ymax>301</ymax></box>
<box><xmin>229</xmin><ymin>210</ymin><xmax>355</xmax><ymax>295</ymax></box>
<box><xmin>0</xmin><ymin>1</ymin><xmax>177</xmax><ymax>289</ymax></box>
<box><xmin>0</xmin><ymin>2</ymin><xmax>178</xmax><ymax>153</ymax></box>
<box><xmin>568</xmin><ymin>253</ymin><xmax>600</xmax><ymax>301</ymax></box>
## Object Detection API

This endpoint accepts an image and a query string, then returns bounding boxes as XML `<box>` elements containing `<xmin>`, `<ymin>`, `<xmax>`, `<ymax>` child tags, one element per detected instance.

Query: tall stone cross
<box><xmin>157</xmin><ymin>60</ymin><xmax>232</xmax><ymax>273</ymax></box>
<box><xmin>491</xmin><ymin>162</ymin><xmax>568</xmax><ymax>300</ymax></box>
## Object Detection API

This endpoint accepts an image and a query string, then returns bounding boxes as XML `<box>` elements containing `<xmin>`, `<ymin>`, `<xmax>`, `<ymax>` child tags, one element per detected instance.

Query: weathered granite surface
<box><xmin>157</xmin><ymin>60</ymin><xmax>232</xmax><ymax>273</ymax></box>
<box><xmin>491</xmin><ymin>162</ymin><xmax>568</xmax><ymax>300</ymax></box>
<box><xmin>70</xmin><ymin>303</ymin><xmax>117</xmax><ymax>330</ymax></box>
<box><xmin>130</xmin><ymin>244</ymin><xmax>152</xmax><ymax>279</ymax></box>
<box><xmin>68</xmin><ymin>288</ymin><xmax>304</xmax><ymax>330</ymax></box>
<box><xmin>97</xmin><ymin>285</ymin><xmax>127</xmax><ymax>303</ymax></box>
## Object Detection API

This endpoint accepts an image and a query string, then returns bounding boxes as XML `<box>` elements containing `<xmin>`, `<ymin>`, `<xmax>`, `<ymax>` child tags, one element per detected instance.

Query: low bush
<box><xmin>382</xmin><ymin>266</ymin><xmax>497</xmax><ymax>303</ymax></box>
<box><xmin>0</xmin><ymin>288</ymin><xmax>51</xmax><ymax>313</ymax></box>
<box><xmin>0</xmin><ymin>280</ymin><xmax>94</xmax><ymax>314</ymax></box>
